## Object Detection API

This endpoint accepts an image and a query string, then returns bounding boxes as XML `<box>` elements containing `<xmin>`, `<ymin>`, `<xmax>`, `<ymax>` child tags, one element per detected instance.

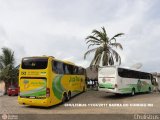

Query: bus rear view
<box><xmin>98</xmin><ymin>66</ymin><xmax>118</xmax><ymax>93</ymax></box>
<box><xmin>18</xmin><ymin>57</ymin><xmax>50</xmax><ymax>106</ymax></box>
<box><xmin>98</xmin><ymin>66</ymin><xmax>153</xmax><ymax>95</ymax></box>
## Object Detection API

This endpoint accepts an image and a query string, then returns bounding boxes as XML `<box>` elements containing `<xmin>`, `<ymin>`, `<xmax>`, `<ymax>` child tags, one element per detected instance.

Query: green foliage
<box><xmin>0</xmin><ymin>47</ymin><xmax>18</xmax><ymax>86</ymax></box>
<box><xmin>84</xmin><ymin>27</ymin><xmax>124</xmax><ymax>66</ymax></box>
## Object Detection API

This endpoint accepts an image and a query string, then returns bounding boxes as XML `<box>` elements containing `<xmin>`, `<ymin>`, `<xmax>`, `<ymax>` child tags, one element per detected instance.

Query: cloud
<box><xmin>0</xmin><ymin>0</ymin><xmax>159</xmax><ymax>72</ymax></box>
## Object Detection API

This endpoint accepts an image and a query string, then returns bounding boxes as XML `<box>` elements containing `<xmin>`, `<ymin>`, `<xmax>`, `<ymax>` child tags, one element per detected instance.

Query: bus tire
<box><xmin>83</xmin><ymin>86</ymin><xmax>86</xmax><ymax>92</ymax></box>
<box><xmin>148</xmin><ymin>87</ymin><xmax>151</xmax><ymax>93</ymax></box>
<box><xmin>62</xmin><ymin>93</ymin><xmax>67</xmax><ymax>103</ymax></box>
<box><xmin>131</xmin><ymin>88</ymin><xmax>135</xmax><ymax>96</ymax></box>
<box><xmin>67</xmin><ymin>91</ymin><xmax>71</xmax><ymax>101</ymax></box>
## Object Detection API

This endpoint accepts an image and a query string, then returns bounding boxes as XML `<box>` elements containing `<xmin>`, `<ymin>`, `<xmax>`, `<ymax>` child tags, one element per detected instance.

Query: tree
<box><xmin>84</xmin><ymin>27</ymin><xmax>124</xmax><ymax>67</ymax></box>
<box><xmin>0</xmin><ymin>47</ymin><xmax>18</xmax><ymax>93</ymax></box>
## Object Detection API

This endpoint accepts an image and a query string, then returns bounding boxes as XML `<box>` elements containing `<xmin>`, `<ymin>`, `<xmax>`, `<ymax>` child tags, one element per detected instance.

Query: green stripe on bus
<box><xmin>119</xmin><ymin>82</ymin><xmax>152</xmax><ymax>93</ymax></box>
<box><xmin>21</xmin><ymin>89</ymin><xmax>46</xmax><ymax>96</ymax></box>
<box><xmin>99</xmin><ymin>83</ymin><xmax>114</xmax><ymax>89</ymax></box>
<box><xmin>52</xmin><ymin>75</ymin><xmax>66</xmax><ymax>100</ymax></box>
<box><xmin>20</xmin><ymin>79</ymin><xmax>46</xmax><ymax>96</ymax></box>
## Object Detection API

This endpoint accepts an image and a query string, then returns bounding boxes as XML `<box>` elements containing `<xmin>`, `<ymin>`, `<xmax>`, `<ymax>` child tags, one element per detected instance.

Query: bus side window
<box><xmin>73</xmin><ymin>66</ymin><xmax>78</xmax><ymax>75</ymax></box>
<box><xmin>57</xmin><ymin>62</ymin><xmax>64</xmax><ymax>74</ymax></box>
<box><xmin>118</xmin><ymin>68</ymin><xmax>128</xmax><ymax>78</ymax></box>
<box><xmin>118</xmin><ymin>68</ymin><xmax>123</xmax><ymax>77</ymax></box>
<box><xmin>78</xmin><ymin>67</ymin><xmax>84</xmax><ymax>75</ymax></box>
<box><xmin>147</xmin><ymin>74</ymin><xmax>151</xmax><ymax>79</ymax></box>
<box><xmin>134</xmin><ymin>71</ymin><xmax>139</xmax><ymax>79</ymax></box>
<box><xmin>68</xmin><ymin>65</ymin><xmax>73</xmax><ymax>74</ymax></box>
<box><xmin>82</xmin><ymin>68</ymin><xmax>85</xmax><ymax>75</ymax></box>
<box><xmin>52</xmin><ymin>61</ymin><xmax>64</xmax><ymax>74</ymax></box>
<box><xmin>59</xmin><ymin>62</ymin><xmax>64</xmax><ymax>74</ymax></box>
<box><xmin>52</xmin><ymin>61</ymin><xmax>58</xmax><ymax>73</ymax></box>
<box><xmin>64</xmin><ymin>64</ymin><xmax>70</xmax><ymax>74</ymax></box>
<box><xmin>78</xmin><ymin>68</ymin><xmax>81</xmax><ymax>75</ymax></box>
<box><xmin>122</xmin><ymin>69</ymin><xmax>128</xmax><ymax>78</ymax></box>
<box><xmin>140</xmin><ymin>73</ymin><xmax>147</xmax><ymax>79</ymax></box>
<box><xmin>127</xmin><ymin>70</ymin><xmax>131</xmax><ymax>78</ymax></box>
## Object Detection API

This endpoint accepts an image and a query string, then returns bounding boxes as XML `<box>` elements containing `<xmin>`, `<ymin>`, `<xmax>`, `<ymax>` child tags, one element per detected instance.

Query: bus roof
<box><xmin>62</xmin><ymin>60</ymin><xmax>75</xmax><ymax>65</ymax></box>
<box><xmin>99</xmin><ymin>66</ymin><xmax>151</xmax><ymax>74</ymax></box>
<box><xmin>22</xmin><ymin>56</ymin><xmax>85</xmax><ymax>69</ymax></box>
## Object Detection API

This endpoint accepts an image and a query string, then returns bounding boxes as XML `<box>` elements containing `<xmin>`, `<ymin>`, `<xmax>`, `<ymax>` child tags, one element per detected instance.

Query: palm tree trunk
<box><xmin>100</xmin><ymin>51</ymin><xmax>109</xmax><ymax>66</ymax></box>
<box><xmin>4</xmin><ymin>81</ymin><xmax>8</xmax><ymax>95</ymax></box>
<box><xmin>99</xmin><ymin>51</ymin><xmax>104</xmax><ymax>67</ymax></box>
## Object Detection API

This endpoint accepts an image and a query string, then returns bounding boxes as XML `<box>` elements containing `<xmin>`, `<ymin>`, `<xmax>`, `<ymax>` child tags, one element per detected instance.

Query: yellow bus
<box><xmin>18</xmin><ymin>56</ymin><xmax>86</xmax><ymax>107</ymax></box>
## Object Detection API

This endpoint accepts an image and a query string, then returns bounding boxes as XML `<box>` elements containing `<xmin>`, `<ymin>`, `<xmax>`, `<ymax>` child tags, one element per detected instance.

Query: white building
<box><xmin>0</xmin><ymin>81</ymin><xmax>5</xmax><ymax>96</ymax></box>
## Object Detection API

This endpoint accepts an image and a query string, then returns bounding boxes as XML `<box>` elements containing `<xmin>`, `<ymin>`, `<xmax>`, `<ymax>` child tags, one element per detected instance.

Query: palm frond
<box><xmin>84</xmin><ymin>47</ymin><xmax>98</xmax><ymax>59</ymax></box>
<box><xmin>109</xmin><ymin>43</ymin><xmax>123</xmax><ymax>50</ymax></box>
<box><xmin>87</xmin><ymin>43</ymin><xmax>101</xmax><ymax>49</ymax></box>
<box><xmin>110</xmin><ymin>33</ymin><xmax>124</xmax><ymax>41</ymax></box>
<box><xmin>101</xmin><ymin>27</ymin><xmax>109</xmax><ymax>43</ymax></box>
<box><xmin>102</xmin><ymin>51</ymin><xmax>108</xmax><ymax>66</ymax></box>
<box><xmin>110</xmin><ymin>49</ymin><xmax>121</xmax><ymax>65</ymax></box>
<box><xmin>89</xmin><ymin>47</ymin><xmax>104</xmax><ymax>66</ymax></box>
<box><xmin>90</xmin><ymin>53</ymin><xmax>102</xmax><ymax>66</ymax></box>
<box><xmin>92</xmin><ymin>29</ymin><xmax>104</xmax><ymax>40</ymax></box>
<box><xmin>101</xmin><ymin>27</ymin><xmax>107</xmax><ymax>36</ymax></box>
<box><xmin>1</xmin><ymin>47</ymin><xmax>15</xmax><ymax>67</ymax></box>
<box><xmin>108</xmin><ymin>54</ymin><xmax>114</xmax><ymax>65</ymax></box>
<box><xmin>86</xmin><ymin>39</ymin><xmax>101</xmax><ymax>44</ymax></box>
<box><xmin>95</xmin><ymin>54</ymin><xmax>102</xmax><ymax>66</ymax></box>
<box><xmin>0</xmin><ymin>63</ymin><xmax>3</xmax><ymax>69</ymax></box>
<box><xmin>86</xmin><ymin>35</ymin><xmax>101</xmax><ymax>41</ymax></box>
<box><xmin>84</xmin><ymin>27</ymin><xmax>124</xmax><ymax>66</ymax></box>
<box><xmin>111</xmin><ymin>33</ymin><xmax>124</xmax><ymax>39</ymax></box>
<box><xmin>118</xmin><ymin>56</ymin><xmax>121</xmax><ymax>65</ymax></box>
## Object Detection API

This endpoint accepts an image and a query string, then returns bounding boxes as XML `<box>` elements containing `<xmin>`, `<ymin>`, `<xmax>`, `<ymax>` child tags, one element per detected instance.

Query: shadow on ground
<box><xmin>24</xmin><ymin>92</ymin><xmax>85</xmax><ymax>109</ymax></box>
<box><xmin>101</xmin><ymin>92</ymin><xmax>153</xmax><ymax>99</ymax></box>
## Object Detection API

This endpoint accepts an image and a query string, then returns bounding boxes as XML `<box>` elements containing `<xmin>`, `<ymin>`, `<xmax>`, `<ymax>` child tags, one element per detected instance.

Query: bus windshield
<box><xmin>22</xmin><ymin>58</ymin><xmax>48</xmax><ymax>69</ymax></box>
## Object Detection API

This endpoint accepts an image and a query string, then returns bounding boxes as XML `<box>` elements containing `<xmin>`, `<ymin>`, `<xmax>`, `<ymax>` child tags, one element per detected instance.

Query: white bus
<box><xmin>98</xmin><ymin>66</ymin><xmax>154</xmax><ymax>95</ymax></box>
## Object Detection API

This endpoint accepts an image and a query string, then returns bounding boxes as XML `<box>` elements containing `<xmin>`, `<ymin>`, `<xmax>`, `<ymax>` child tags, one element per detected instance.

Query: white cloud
<box><xmin>0</xmin><ymin>0</ymin><xmax>159</xmax><ymax>72</ymax></box>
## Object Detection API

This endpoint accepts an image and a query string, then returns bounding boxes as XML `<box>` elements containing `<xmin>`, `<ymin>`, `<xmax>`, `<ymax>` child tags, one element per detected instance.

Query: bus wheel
<box><xmin>148</xmin><ymin>87</ymin><xmax>151</xmax><ymax>93</ymax></box>
<box><xmin>67</xmin><ymin>91</ymin><xmax>71</xmax><ymax>101</ymax></box>
<box><xmin>62</xmin><ymin>93</ymin><xmax>67</xmax><ymax>103</ymax></box>
<box><xmin>83</xmin><ymin>86</ymin><xmax>86</xmax><ymax>92</ymax></box>
<box><xmin>131</xmin><ymin>88</ymin><xmax>135</xmax><ymax>96</ymax></box>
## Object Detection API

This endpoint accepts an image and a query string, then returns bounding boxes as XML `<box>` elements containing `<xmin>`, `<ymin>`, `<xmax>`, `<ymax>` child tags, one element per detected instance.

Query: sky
<box><xmin>0</xmin><ymin>0</ymin><xmax>160</xmax><ymax>72</ymax></box>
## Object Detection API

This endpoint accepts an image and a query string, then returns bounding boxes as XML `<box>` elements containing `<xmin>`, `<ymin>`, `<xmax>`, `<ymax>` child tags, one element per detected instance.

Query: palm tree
<box><xmin>0</xmin><ymin>47</ymin><xmax>17</xmax><ymax>93</ymax></box>
<box><xmin>84</xmin><ymin>27</ymin><xmax>124</xmax><ymax>66</ymax></box>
